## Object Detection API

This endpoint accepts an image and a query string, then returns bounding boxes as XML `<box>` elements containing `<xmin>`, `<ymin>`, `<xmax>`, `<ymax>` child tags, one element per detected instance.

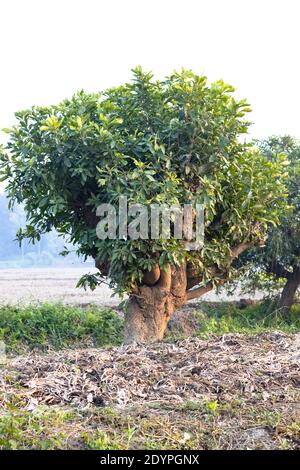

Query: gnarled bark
<box><xmin>95</xmin><ymin>240</ymin><xmax>259</xmax><ymax>344</ymax></box>
<box><xmin>124</xmin><ymin>263</ymin><xmax>187</xmax><ymax>343</ymax></box>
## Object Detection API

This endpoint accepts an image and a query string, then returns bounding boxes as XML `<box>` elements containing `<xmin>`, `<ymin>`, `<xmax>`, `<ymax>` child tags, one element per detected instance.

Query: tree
<box><xmin>0</xmin><ymin>68</ymin><xmax>288</xmax><ymax>343</ymax></box>
<box><xmin>239</xmin><ymin>136</ymin><xmax>300</xmax><ymax>315</ymax></box>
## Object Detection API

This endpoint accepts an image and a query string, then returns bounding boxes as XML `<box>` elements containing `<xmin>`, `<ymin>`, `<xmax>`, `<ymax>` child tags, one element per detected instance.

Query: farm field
<box><xmin>0</xmin><ymin>268</ymin><xmax>264</xmax><ymax>307</ymax></box>
<box><xmin>0</xmin><ymin>268</ymin><xmax>118</xmax><ymax>307</ymax></box>
<box><xmin>1</xmin><ymin>331</ymin><xmax>300</xmax><ymax>450</ymax></box>
<box><xmin>0</xmin><ymin>300</ymin><xmax>300</xmax><ymax>450</ymax></box>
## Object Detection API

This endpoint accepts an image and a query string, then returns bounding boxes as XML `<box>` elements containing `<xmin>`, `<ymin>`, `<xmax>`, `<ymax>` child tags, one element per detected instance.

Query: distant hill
<box><xmin>0</xmin><ymin>194</ymin><xmax>87</xmax><ymax>268</ymax></box>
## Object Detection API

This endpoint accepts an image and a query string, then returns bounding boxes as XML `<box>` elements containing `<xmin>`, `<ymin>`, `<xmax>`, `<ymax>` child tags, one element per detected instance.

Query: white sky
<box><xmin>0</xmin><ymin>0</ymin><xmax>299</xmax><ymax>140</ymax></box>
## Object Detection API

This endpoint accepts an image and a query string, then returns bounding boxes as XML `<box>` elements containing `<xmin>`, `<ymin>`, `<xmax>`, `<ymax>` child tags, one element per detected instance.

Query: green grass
<box><xmin>0</xmin><ymin>303</ymin><xmax>124</xmax><ymax>353</ymax></box>
<box><xmin>0</xmin><ymin>406</ymin><xmax>77</xmax><ymax>450</ymax></box>
<box><xmin>0</xmin><ymin>300</ymin><xmax>299</xmax><ymax>354</ymax></box>
<box><xmin>1</xmin><ymin>401</ymin><xmax>299</xmax><ymax>450</ymax></box>
<box><xmin>196</xmin><ymin>300</ymin><xmax>300</xmax><ymax>337</ymax></box>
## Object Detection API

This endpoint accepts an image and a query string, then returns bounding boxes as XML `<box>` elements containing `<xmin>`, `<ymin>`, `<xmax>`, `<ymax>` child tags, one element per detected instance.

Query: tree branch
<box><xmin>186</xmin><ymin>281</ymin><xmax>214</xmax><ymax>300</ymax></box>
<box><xmin>142</xmin><ymin>264</ymin><xmax>161</xmax><ymax>286</ymax></box>
<box><xmin>157</xmin><ymin>265</ymin><xmax>172</xmax><ymax>289</ymax></box>
<box><xmin>186</xmin><ymin>240</ymin><xmax>259</xmax><ymax>301</ymax></box>
<box><xmin>229</xmin><ymin>240</ymin><xmax>261</xmax><ymax>262</ymax></box>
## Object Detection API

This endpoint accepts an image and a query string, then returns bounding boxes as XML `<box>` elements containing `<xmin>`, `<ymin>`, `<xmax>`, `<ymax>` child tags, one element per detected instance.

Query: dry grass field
<box><xmin>0</xmin><ymin>268</ymin><xmax>118</xmax><ymax>307</ymax></box>
<box><xmin>0</xmin><ymin>267</ymin><xmax>264</xmax><ymax>307</ymax></box>
<box><xmin>1</xmin><ymin>332</ymin><xmax>300</xmax><ymax>449</ymax></box>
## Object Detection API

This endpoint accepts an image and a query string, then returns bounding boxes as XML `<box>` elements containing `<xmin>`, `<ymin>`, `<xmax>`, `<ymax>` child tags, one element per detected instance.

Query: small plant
<box><xmin>204</xmin><ymin>400</ymin><xmax>219</xmax><ymax>415</ymax></box>
<box><xmin>82</xmin><ymin>425</ymin><xmax>135</xmax><ymax>451</ymax></box>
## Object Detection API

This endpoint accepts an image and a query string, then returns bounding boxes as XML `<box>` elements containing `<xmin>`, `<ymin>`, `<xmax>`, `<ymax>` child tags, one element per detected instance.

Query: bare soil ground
<box><xmin>1</xmin><ymin>332</ymin><xmax>299</xmax><ymax>449</ymax></box>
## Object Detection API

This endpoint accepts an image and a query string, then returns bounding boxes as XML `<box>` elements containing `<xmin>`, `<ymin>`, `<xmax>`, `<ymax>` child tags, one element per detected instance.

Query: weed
<box><xmin>0</xmin><ymin>303</ymin><xmax>123</xmax><ymax>353</ymax></box>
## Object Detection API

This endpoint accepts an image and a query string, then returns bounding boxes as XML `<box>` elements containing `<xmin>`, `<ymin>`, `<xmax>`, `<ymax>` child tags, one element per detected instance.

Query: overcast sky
<box><xmin>0</xmin><ymin>0</ymin><xmax>299</xmax><ymax>140</ymax></box>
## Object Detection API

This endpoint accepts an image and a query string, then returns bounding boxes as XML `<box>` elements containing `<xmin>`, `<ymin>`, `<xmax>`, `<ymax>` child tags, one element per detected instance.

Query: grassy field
<box><xmin>0</xmin><ymin>301</ymin><xmax>300</xmax><ymax>450</ymax></box>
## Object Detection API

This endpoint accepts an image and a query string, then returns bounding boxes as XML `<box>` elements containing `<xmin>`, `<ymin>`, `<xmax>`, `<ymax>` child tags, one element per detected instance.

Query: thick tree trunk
<box><xmin>95</xmin><ymin>241</ymin><xmax>258</xmax><ymax>344</ymax></box>
<box><xmin>124</xmin><ymin>293</ymin><xmax>174</xmax><ymax>343</ymax></box>
<box><xmin>124</xmin><ymin>263</ymin><xmax>187</xmax><ymax>344</ymax></box>
<box><xmin>278</xmin><ymin>266</ymin><xmax>300</xmax><ymax>316</ymax></box>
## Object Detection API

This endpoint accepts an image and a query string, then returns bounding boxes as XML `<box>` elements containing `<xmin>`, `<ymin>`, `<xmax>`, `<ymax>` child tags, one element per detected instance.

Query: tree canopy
<box><xmin>0</xmin><ymin>68</ymin><xmax>287</xmax><ymax>294</ymax></box>
<box><xmin>239</xmin><ymin>136</ymin><xmax>300</xmax><ymax>313</ymax></box>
